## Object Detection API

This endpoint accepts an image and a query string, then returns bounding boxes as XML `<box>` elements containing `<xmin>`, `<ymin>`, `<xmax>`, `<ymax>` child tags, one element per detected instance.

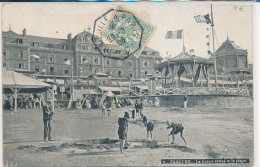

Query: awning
<box><xmin>3</xmin><ymin>70</ymin><xmax>51</xmax><ymax>93</ymax></box>
<box><xmin>98</xmin><ymin>86</ymin><xmax>122</xmax><ymax>92</ymax></box>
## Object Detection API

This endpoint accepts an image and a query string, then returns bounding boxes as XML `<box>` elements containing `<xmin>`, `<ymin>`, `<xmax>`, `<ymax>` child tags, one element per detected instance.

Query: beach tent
<box><xmin>2</xmin><ymin>70</ymin><xmax>53</xmax><ymax>112</ymax></box>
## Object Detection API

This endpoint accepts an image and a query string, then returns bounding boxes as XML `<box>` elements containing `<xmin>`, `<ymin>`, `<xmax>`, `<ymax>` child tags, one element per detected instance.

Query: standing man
<box><xmin>139</xmin><ymin>100</ymin><xmax>144</xmax><ymax>118</ymax></box>
<box><xmin>135</xmin><ymin>100</ymin><xmax>139</xmax><ymax>116</ymax></box>
<box><xmin>118</xmin><ymin>112</ymin><xmax>130</xmax><ymax>153</ymax></box>
<box><xmin>184</xmin><ymin>95</ymin><xmax>188</xmax><ymax>108</ymax></box>
<box><xmin>42</xmin><ymin>102</ymin><xmax>54</xmax><ymax>142</ymax></box>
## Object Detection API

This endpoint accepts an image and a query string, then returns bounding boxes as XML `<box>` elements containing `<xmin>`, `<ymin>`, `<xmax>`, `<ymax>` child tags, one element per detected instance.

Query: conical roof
<box><xmin>216</xmin><ymin>38</ymin><xmax>245</xmax><ymax>53</ymax></box>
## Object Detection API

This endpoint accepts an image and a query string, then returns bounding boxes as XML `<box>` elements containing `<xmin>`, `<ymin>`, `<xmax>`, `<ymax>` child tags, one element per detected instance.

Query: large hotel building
<box><xmin>2</xmin><ymin>28</ymin><xmax>162</xmax><ymax>82</ymax></box>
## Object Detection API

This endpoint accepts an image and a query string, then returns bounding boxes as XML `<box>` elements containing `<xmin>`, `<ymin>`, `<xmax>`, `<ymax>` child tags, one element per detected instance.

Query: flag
<box><xmin>194</xmin><ymin>14</ymin><xmax>211</xmax><ymax>24</ymax></box>
<box><xmin>64</xmin><ymin>59</ymin><xmax>71</xmax><ymax>65</ymax></box>
<box><xmin>165</xmin><ymin>30</ymin><xmax>183</xmax><ymax>39</ymax></box>
<box><xmin>41</xmin><ymin>69</ymin><xmax>46</xmax><ymax>73</ymax></box>
<box><xmin>31</xmin><ymin>54</ymin><xmax>40</xmax><ymax>59</ymax></box>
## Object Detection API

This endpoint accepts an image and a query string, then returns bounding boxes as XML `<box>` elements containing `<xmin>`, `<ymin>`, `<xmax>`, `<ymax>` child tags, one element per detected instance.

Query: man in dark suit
<box><xmin>43</xmin><ymin>102</ymin><xmax>54</xmax><ymax>142</ymax></box>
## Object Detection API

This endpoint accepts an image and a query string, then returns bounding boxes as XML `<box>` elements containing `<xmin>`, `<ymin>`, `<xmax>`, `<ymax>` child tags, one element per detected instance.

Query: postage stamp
<box><xmin>102</xmin><ymin>6</ymin><xmax>154</xmax><ymax>58</ymax></box>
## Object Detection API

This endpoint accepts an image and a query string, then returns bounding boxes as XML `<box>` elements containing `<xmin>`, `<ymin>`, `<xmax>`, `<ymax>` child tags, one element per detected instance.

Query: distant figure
<box><xmin>166</xmin><ymin>120</ymin><xmax>187</xmax><ymax>146</ymax></box>
<box><xmin>147</xmin><ymin>121</ymin><xmax>154</xmax><ymax>141</ymax></box>
<box><xmin>131</xmin><ymin>110</ymin><xmax>135</xmax><ymax>121</ymax></box>
<box><xmin>184</xmin><ymin>95</ymin><xmax>188</xmax><ymax>108</ymax></box>
<box><xmin>143</xmin><ymin>115</ymin><xmax>147</xmax><ymax>127</ymax></box>
<box><xmin>42</xmin><ymin>102</ymin><xmax>54</xmax><ymax>142</ymax></box>
<box><xmin>139</xmin><ymin>100</ymin><xmax>143</xmax><ymax>118</ymax></box>
<box><xmin>4</xmin><ymin>100</ymin><xmax>12</xmax><ymax>110</ymax></box>
<box><xmin>148</xmin><ymin>99</ymin><xmax>153</xmax><ymax>107</ymax></box>
<box><xmin>35</xmin><ymin>98</ymin><xmax>40</xmax><ymax>108</ymax></box>
<box><xmin>118</xmin><ymin>112</ymin><xmax>130</xmax><ymax>153</ymax></box>
<box><xmin>135</xmin><ymin>100</ymin><xmax>140</xmax><ymax>116</ymax></box>
<box><xmin>143</xmin><ymin>98</ymin><xmax>148</xmax><ymax>107</ymax></box>
<box><xmin>91</xmin><ymin>98</ymin><xmax>97</xmax><ymax>109</ymax></box>
<box><xmin>102</xmin><ymin>102</ymin><xmax>106</xmax><ymax>117</ymax></box>
<box><xmin>27</xmin><ymin>98</ymin><xmax>33</xmax><ymax>109</ymax></box>
<box><xmin>107</xmin><ymin>105</ymin><xmax>112</xmax><ymax>118</ymax></box>
<box><xmin>86</xmin><ymin>99</ymin><xmax>91</xmax><ymax>110</ymax></box>
<box><xmin>154</xmin><ymin>97</ymin><xmax>160</xmax><ymax>107</ymax></box>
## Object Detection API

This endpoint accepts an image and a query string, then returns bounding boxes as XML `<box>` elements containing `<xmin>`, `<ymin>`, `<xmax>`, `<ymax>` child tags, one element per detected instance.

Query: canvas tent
<box><xmin>2</xmin><ymin>70</ymin><xmax>52</xmax><ymax>112</ymax></box>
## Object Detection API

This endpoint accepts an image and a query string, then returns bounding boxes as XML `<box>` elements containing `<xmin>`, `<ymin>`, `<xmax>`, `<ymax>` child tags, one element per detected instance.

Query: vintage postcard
<box><xmin>1</xmin><ymin>2</ymin><xmax>254</xmax><ymax>166</ymax></box>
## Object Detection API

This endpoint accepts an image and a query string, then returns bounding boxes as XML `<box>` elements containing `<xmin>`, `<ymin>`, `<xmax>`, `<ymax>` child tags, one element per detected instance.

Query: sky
<box><xmin>1</xmin><ymin>2</ymin><xmax>253</xmax><ymax>63</ymax></box>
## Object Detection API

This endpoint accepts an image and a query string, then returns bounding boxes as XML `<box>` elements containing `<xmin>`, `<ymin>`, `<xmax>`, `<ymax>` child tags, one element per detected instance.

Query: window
<box><xmin>49</xmin><ymin>55</ymin><xmax>55</xmax><ymax>63</ymax></box>
<box><xmin>94</xmin><ymin>58</ymin><xmax>98</xmax><ymax>64</ymax></box>
<box><xmin>33</xmin><ymin>42</ymin><xmax>39</xmax><ymax>47</ymax></box>
<box><xmin>116</xmin><ymin>50</ymin><xmax>121</xmax><ymax>54</ymax></box>
<box><xmin>81</xmin><ymin>56</ymin><xmax>87</xmax><ymax>63</ymax></box>
<box><xmin>144</xmin><ymin>71</ymin><xmax>148</xmax><ymax>76</ymax></box>
<box><xmin>144</xmin><ymin>60</ymin><xmax>149</xmax><ymax>68</ymax></box>
<box><xmin>94</xmin><ymin>47</ymin><xmax>98</xmax><ymax>52</ymax></box>
<box><xmin>81</xmin><ymin>36</ymin><xmax>85</xmax><ymax>42</ymax></box>
<box><xmin>81</xmin><ymin>45</ymin><xmax>86</xmax><ymax>51</ymax></box>
<box><xmin>35</xmin><ymin>66</ymin><xmax>39</xmax><ymax>72</ymax></box>
<box><xmin>19</xmin><ymin>52</ymin><xmax>25</xmax><ymax>60</ymax></box>
<box><xmin>106</xmin><ymin>70</ymin><xmax>110</xmax><ymax>75</ymax></box>
<box><xmin>18</xmin><ymin>63</ymin><xmax>24</xmax><ymax>69</ymax></box>
<box><xmin>95</xmin><ymin>68</ymin><xmax>99</xmax><ymax>73</ymax></box>
<box><xmin>130</xmin><ymin>73</ymin><xmax>133</xmax><ymax>78</ymax></box>
<box><xmin>48</xmin><ymin>44</ymin><xmax>53</xmax><ymax>48</ymax></box>
<box><xmin>3</xmin><ymin>50</ymin><xmax>7</xmax><ymax>59</ymax></box>
<box><xmin>63</xmin><ymin>45</ymin><xmax>68</xmax><ymax>50</ymax></box>
<box><xmin>50</xmin><ymin>67</ymin><xmax>54</xmax><ymax>72</ymax></box>
<box><xmin>18</xmin><ymin>39</ymin><xmax>23</xmax><ymax>44</ymax></box>
<box><xmin>118</xmin><ymin>71</ymin><xmax>122</xmax><ymax>77</ymax></box>
<box><xmin>64</xmin><ymin>69</ymin><xmax>69</xmax><ymax>75</ymax></box>
<box><xmin>128</xmin><ymin>62</ymin><xmax>132</xmax><ymax>67</ymax></box>
<box><xmin>3</xmin><ymin>63</ymin><xmax>6</xmax><ymax>68</ymax></box>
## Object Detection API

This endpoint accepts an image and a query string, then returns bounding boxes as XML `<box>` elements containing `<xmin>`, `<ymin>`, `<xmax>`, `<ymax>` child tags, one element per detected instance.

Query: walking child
<box><xmin>147</xmin><ymin>121</ymin><xmax>154</xmax><ymax>141</ymax></box>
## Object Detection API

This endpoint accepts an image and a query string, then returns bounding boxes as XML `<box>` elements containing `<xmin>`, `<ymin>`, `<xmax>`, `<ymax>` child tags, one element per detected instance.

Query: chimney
<box><xmin>23</xmin><ymin>28</ymin><xmax>26</xmax><ymax>36</ymax></box>
<box><xmin>67</xmin><ymin>33</ymin><xmax>72</xmax><ymax>40</ymax></box>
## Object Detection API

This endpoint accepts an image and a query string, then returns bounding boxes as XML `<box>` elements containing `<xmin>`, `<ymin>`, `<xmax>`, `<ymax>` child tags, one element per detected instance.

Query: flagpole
<box><xmin>211</xmin><ymin>4</ymin><xmax>218</xmax><ymax>87</ymax></box>
<box><xmin>71</xmin><ymin>57</ymin><xmax>74</xmax><ymax>102</ymax></box>
<box><xmin>182</xmin><ymin>29</ymin><xmax>185</xmax><ymax>53</ymax></box>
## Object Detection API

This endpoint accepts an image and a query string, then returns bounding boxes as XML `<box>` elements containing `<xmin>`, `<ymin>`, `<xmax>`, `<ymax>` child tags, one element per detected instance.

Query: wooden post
<box><xmin>14</xmin><ymin>88</ymin><xmax>18</xmax><ymax>113</ymax></box>
<box><xmin>52</xmin><ymin>85</ymin><xmax>55</xmax><ymax>112</ymax></box>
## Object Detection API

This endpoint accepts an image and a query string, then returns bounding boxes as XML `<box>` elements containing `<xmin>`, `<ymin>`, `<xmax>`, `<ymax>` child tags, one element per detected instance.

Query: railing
<box><xmin>128</xmin><ymin>87</ymin><xmax>250</xmax><ymax>97</ymax></box>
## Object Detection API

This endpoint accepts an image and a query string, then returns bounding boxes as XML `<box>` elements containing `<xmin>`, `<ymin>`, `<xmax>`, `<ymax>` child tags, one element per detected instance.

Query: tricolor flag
<box><xmin>165</xmin><ymin>30</ymin><xmax>183</xmax><ymax>39</ymax></box>
<box><xmin>64</xmin><ymin>59</ymin><xmax>71</xmax><ymax>65</ymax></box>
<box><xmin>194</xmin><ymin>14</ymin><xmax>211</xmax><ymax>24</ymax></box>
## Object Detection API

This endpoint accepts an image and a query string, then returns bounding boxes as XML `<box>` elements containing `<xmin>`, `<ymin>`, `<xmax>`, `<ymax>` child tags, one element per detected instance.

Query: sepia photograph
<box><xmin>1</xmin><ymin>2</ymin><xmax>254</xmax><ymax>166</ymax></box>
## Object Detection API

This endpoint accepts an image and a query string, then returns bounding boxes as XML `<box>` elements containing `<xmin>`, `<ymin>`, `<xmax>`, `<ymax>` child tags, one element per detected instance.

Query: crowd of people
<box><xmin>3</xmin><ymin>94</ymin><xmax>42</xmax><ymax>110</ymax></box>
